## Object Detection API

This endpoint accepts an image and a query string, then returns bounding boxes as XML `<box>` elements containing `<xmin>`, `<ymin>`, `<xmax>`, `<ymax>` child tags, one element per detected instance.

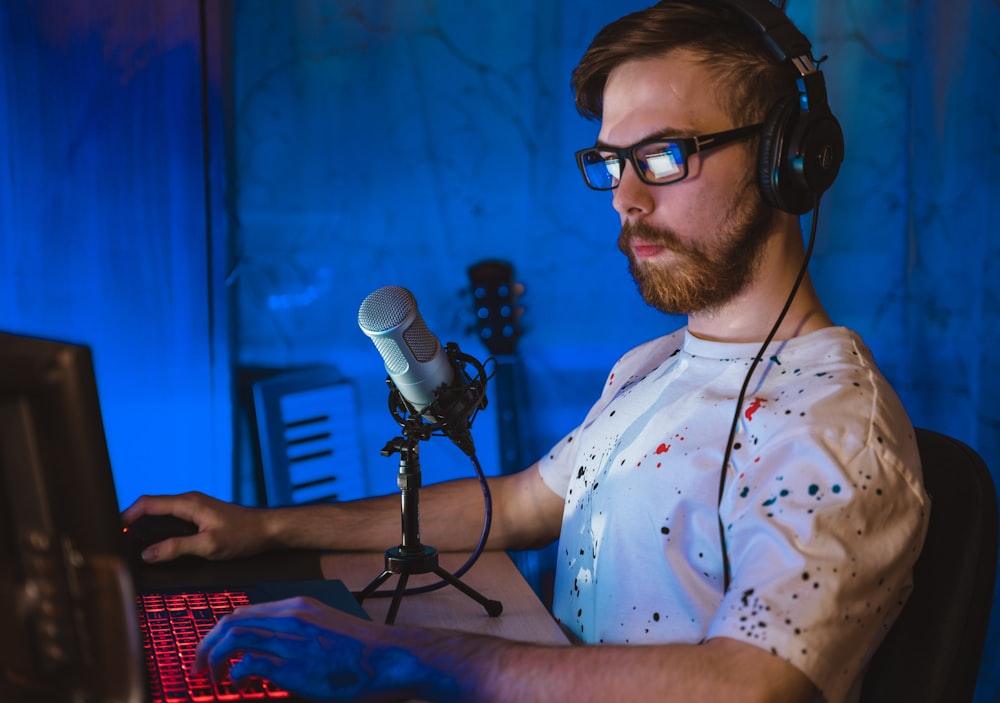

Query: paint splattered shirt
<box><xmin>538</xmin><ymin>326</ymin><xmax>929</xmax><ymax>703</ymax></box>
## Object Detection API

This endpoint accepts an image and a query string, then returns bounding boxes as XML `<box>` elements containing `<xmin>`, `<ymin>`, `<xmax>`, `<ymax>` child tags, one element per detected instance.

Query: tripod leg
<box><xmin>356</xmin><ymin>569</ymin><xmax>394</xmax><ymax>603</ymax></box>
<box><xmin>384</xmin><ymin>573</ymin><xmax>410</xmax><ymax>625</ymax></box>
<box><xmin>433</xmin><ymin>566</ymin><xmax>503</xmax><ymax>617</ymax></box>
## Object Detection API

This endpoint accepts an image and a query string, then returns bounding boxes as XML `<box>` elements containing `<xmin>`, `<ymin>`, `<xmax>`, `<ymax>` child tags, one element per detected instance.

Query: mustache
<box><xmin>617</xmin><ymin>221</ymin><xmax>687</xmax><ymax>256</ymax></box>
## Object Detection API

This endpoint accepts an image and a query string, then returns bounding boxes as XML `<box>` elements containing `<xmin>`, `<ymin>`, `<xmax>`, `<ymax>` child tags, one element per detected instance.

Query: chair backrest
<box><xmin>860</xmin><ymin>427</ymin><xmax>998</xmax><ymax>702</ymax></box>
<box><xmin>251</xmin><ymin>366</ymin><xmax>369</xmax><ymax>507</ymax></box>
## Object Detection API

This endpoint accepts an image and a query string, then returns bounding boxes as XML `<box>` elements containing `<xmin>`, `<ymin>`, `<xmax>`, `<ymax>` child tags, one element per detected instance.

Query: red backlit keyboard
<box><xmin>137</xmin><ymin>591</ymin><xmax>290</xmax><ymax>702</ymax></box>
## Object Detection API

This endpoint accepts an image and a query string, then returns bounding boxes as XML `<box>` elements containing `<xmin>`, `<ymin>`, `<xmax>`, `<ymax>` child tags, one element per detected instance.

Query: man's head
<box><xmin>574</xmin><ymin>0</ymin><xmax>843</xmax><ymax>216</ymax></box>
<box><xmin>571</xmin><ymin>1</ymin><xmax>841</xmax><ymax>322</ymax></box>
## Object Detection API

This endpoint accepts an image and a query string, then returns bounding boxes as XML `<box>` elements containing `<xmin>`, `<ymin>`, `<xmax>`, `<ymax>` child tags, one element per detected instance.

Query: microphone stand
<box><xmin>355</xmin><ymin>344</ymin><xmax>503</xmax><ymax>624</ymax></box>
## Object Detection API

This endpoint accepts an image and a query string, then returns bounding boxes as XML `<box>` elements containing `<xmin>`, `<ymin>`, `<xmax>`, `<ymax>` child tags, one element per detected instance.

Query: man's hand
<box><xmin>193</xmin><ymin>597</ymin><xmax>449</xmax><ymax>702</ymax></box>
<box><xmin>121</xmin><ymin>491</ymin><xmax>273</xmax><ymax>563</ymax></box>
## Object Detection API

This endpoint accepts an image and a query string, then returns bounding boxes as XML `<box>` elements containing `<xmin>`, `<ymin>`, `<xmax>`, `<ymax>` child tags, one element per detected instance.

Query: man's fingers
<box><xmin>140</xmin><ymin>532</ymin><xmax>205</xmax><ymax>562</ymax></box>
<box><xmin>197</xmin><ymin>620</ymin><xmax>303</xmax><ymax>681</ymax></box>
<box><xmin>229</xmin><ymin>651</ymin><xmax>285</xmax><ymax>687</ymax></box>
<box><xmin>121</xmin><ymin>491</ymin><xmax>205</xmax><ymax>526</ymax></box>
<box><xmin>196</xmin><ymin>606</ymin><xmax>304</xmax><ymax>662</ymax></box>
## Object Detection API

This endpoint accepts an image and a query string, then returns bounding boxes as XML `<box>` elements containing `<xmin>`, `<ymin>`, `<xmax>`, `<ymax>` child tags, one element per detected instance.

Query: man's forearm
<box><xmin>263</xmin><ymin>465</ymin><xmax>562</xmax><ymax>555</ymax></box>
<box><xmin>399</xmin><ymin>629</ymin><xmax>817</xmax><ymax>703</ymax></box>
<box><xmin>261</xmin><ymin>476</ymin><xmax>499</xmax><ymax>553</ymax></box>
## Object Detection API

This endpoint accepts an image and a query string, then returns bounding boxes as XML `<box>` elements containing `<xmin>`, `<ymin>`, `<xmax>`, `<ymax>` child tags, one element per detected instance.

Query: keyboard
<box><xmin>137</xmin><ymin>590</ymin><xmax>290</xmax><ymax>702</ymax></box>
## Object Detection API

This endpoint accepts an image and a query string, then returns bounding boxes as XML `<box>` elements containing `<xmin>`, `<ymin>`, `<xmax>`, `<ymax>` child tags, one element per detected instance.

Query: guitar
<box><xmin>466</xmin><ymin>260</ymin><xmax>553</xmax><ymax>604</ymax></box>
<box><xmin>467</xmin><ymin>259</ymin><xmax>525</xmax><ymax>476</ymax></box>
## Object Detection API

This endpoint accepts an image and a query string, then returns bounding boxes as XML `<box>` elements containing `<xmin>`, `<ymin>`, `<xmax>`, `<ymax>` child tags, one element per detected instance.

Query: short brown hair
<box><xmin>571</xmin><ymin>1</ymin><xmax>796</xmax><ymax>127</ymax></box>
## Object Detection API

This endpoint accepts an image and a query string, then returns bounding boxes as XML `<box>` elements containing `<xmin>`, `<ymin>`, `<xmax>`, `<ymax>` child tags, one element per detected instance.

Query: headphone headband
<box><xmin>714</xmin><ymin>0</ymin><xmax>813</xmax><ymax>61</ymax></box>
<box><xmin>694</xmin><ymin>0</ymin><xmax>845</xmax><ymax>213</ymax></box>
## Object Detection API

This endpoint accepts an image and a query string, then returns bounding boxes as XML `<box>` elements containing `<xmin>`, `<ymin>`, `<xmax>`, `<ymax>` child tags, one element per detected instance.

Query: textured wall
<box><xmin>227</xmin><ymin>0</ymin><xmax>671</xmax><ymax>496</ymax></box>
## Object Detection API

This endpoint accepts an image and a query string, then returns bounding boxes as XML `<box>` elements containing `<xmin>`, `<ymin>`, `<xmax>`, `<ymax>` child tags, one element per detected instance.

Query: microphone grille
<box><xmin>402</xmin><ymin>316</ymin><xmax>439</xmax><ymax>363</ymax></box>
<box><xmin>358</xmin><ymin>285</ymin><xmax>415</xmax><ymax>333</ymax></box>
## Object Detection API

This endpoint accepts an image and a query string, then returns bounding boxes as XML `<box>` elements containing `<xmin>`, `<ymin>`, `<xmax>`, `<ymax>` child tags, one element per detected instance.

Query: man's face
<box><xmin>598</xmin><ymin>50</ymin><xmax>774</xmax><ymax>316</ymax></box>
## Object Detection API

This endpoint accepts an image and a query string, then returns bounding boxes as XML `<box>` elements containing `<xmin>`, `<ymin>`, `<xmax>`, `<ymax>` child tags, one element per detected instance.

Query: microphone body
<box><xmin>358</xmin><ymin>286</ymin><xmax>478</xmax><ymax>455</ymax></box>
<box><xmin>358</xmin><ymin>285</ymin><xmax>454</xmax><ymax>413</ymax></box>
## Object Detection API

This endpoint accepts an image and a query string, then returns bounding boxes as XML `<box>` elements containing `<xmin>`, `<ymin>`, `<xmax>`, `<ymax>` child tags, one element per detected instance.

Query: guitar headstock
<box><xmin>467</xmin><ymin>259</ymin><xmax>523</xmax><ymax>356</ymax></box>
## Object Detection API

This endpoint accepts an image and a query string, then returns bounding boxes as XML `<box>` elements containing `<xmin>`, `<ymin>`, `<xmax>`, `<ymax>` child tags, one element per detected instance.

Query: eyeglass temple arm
<box><xmin>692</xmin><ymin>123</ymin><xmax>764</xmax><ymax>153</ymax></box>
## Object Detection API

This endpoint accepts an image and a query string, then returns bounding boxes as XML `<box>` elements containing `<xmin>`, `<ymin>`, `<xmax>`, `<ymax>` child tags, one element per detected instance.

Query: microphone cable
<box><xmin>716</xmin><ymin>194</ymin><xmax>822</xmax><ymax>593</ymax></box>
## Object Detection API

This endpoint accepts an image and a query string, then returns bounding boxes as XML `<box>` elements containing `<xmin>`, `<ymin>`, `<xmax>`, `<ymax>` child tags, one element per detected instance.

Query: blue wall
<box><xmin>2</xmin><ymin>0</ymin><xmax>999</xmax><ymax>698</ymax></box>
<box><xmin>0</xmin><ymin>0</ymin><xmax>232</xmax><ymax>504</ymax></box>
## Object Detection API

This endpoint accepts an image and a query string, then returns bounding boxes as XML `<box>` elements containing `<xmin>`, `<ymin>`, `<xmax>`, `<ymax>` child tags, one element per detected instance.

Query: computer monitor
<box><xmin>0</xmin><ymin>331</ymin><xmax>143</xmax><ymax>702</ymax></box>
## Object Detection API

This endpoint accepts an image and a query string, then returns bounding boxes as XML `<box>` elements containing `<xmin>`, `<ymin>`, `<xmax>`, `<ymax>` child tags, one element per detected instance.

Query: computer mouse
<box><xmin>123</xmin><ymin>513</ymin><xmax>200</xmax><ymax>552</ymax></box>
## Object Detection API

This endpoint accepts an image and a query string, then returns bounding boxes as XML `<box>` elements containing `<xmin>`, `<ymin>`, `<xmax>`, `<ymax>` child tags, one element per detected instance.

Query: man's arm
<box><xmin>121</xmin><ymin>462</ymin><xmax>563</xmax><ymax>562</ymax></box>
<box><xmin>195</xmin><ymin>596</ymin><xmax>818</xmax><ymax>703</ymax></box>
<box><xmin>468</xmin><ymin>633</ymin><xmax>817</xmax><ymax>703</ymax></box>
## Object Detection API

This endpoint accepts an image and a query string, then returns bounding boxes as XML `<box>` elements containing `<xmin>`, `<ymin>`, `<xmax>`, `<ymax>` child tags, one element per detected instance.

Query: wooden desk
<box><xmin>137</xmin><ymin>547</ymin><xmax>568</xmax><ymax>646</ymax></box>
<box><xmin>322</xmin><ymin>550</ymin><xmax>568</xmax><ymax>646</ymax></box>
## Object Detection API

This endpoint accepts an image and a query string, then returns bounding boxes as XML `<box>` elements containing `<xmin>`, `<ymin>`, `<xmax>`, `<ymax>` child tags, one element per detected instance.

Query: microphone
<box><xmin>358</xmin><ymin>285</ymin><xmax>479</xmax><ymax>455</ymax></box>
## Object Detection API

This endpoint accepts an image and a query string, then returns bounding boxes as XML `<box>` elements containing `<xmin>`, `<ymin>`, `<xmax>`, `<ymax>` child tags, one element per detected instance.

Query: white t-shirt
<box><xmin>538</xmin><ymin>326</ymin><xmax>929</xmax><ymax>703</ymax></box>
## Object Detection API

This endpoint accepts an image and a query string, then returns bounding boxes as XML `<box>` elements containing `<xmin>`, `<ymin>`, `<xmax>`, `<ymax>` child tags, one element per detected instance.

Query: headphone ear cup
<box><xmin>758</xmin><ymin>94</ymin><xmax>845</xmax><ymax>215</ymax></box>
<box><xmin>757</xmin><ymin>95</ymin><xmax>805</xmax><ymax>213</ymax></box>
<box><xmin>795</xmin><ymin>109</ymin><xmax>844</xmax><ymax>207</ymax></box>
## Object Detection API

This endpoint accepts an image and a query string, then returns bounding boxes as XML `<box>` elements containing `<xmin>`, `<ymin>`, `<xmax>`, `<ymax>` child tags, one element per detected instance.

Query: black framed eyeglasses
<box><xmin>574</xmin><ymin>123</ymin><xmax>764</xmax><ymax>191</ymax></box>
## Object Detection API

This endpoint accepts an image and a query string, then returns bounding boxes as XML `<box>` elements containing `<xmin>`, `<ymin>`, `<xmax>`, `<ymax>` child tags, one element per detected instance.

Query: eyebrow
<box><xmin>594</xmin><ymin>127</ymin><xmax>690</xmax><ymax>149</ymax></box>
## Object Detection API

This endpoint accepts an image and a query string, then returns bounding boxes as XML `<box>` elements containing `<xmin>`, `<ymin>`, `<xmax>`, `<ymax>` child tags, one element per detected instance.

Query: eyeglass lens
<box><xmin>580</xmin><ymin>141</ymin><xmax>686</xmax><ymax>189</ymax></box>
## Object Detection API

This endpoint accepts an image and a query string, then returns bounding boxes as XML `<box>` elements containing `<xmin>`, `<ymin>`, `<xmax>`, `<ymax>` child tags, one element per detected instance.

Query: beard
<box><xmin>617</xmin><ymin>180</ymin><xmax>775</xmax><ymax>316</ymax></box>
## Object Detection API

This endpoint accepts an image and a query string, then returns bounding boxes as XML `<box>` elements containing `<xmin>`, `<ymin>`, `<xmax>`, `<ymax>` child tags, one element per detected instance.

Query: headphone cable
<box><xmin>717</xmin><ymin>193</ymin><xmax>822</xmax><ymax>592</ymax></box>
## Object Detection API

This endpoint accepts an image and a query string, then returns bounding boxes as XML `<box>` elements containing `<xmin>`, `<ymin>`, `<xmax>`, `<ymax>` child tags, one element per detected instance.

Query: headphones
<box><xmin>696</xmin><ymin>0</ymin><xmax>845</xmax><ymax>214</ymax></box>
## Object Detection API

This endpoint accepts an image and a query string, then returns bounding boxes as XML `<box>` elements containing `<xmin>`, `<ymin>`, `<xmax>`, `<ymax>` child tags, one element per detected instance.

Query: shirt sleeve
<box><xmin>707</xmin><ymin>423</ymin><xmax>929</xmax><ymax>703</ymax></box>
<box><xmin>536</xmin><ymin>426</ymin><xmax>578</xmax><ymax>498</ymax></box>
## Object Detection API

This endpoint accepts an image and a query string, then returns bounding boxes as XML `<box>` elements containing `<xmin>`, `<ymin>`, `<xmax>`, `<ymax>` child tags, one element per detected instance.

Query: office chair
<box><xmin>251</xmin><ymin>366</ymin><xmax>369</xmax><ymax>506</ymax></box>
<box><xmin>860</xmin><ymin>427</ymin><xmax>998</xmax><ymax>703</ymax></box>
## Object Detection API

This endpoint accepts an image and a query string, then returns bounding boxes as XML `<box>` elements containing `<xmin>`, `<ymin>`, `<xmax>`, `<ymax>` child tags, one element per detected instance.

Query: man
<box><xmin>124</xmin><ymin>2</ymin><xmax>928</xmax><ymax>701</ymax></box>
